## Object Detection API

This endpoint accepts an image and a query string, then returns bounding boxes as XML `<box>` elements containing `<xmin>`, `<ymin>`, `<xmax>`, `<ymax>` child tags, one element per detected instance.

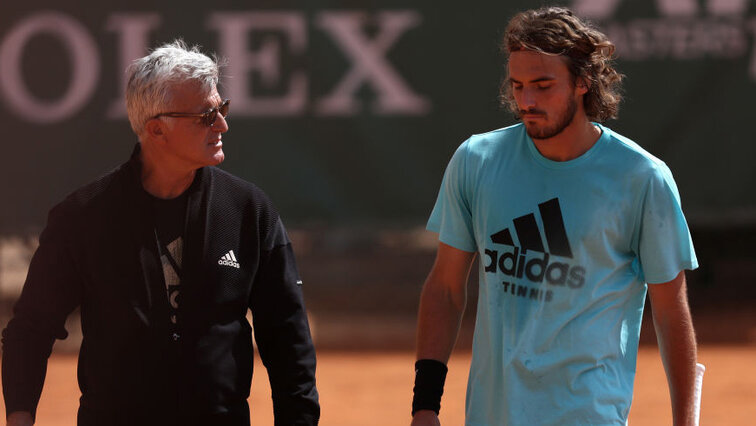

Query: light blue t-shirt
<box><xmin>428</xmin><ymin>123</ymin><xmax>697</xmax><ymax>426</ymax></box>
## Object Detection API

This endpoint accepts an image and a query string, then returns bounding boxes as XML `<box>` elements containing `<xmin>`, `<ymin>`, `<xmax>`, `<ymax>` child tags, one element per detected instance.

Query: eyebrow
<box><xmin>201</xmin><ymin>100</ymin><xmax>222</xmax><ymax>112</ymax></box>
<box><xmin>509</xmin><ymin>76</ymin><xmax>556</xmax><ymax>84</ymax></box>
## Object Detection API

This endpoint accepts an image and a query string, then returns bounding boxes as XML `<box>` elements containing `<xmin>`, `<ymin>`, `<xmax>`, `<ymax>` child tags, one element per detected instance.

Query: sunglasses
<box><xmin>153</xmin><ymin>99</ymin><xmax>230</xmax><ymax>126</ymax></box>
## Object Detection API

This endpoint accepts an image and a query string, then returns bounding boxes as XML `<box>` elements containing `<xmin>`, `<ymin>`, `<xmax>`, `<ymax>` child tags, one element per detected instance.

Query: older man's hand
<box><xmin>7</xmin><ymin>411</ymin><xmax>34</xmax><ymax>426</ymax></box>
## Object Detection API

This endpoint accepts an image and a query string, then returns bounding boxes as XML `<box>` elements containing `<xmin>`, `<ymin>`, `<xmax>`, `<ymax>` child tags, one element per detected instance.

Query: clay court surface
<box><xmin>1</xmin><ymin>345</ymin><xmax>753</xmax><ymax>425</ymax></box>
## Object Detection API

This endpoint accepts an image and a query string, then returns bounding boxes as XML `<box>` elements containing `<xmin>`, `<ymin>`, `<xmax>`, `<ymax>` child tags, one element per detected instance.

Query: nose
<box><xmin>519</xmin><ymin>87</ymin><xmax>537</xmax><ymax>110</ymax></box>
<box><xmin>212</xmin><ymin>112</ymin><xmax>229</xmax><ymax>133</ymax></box>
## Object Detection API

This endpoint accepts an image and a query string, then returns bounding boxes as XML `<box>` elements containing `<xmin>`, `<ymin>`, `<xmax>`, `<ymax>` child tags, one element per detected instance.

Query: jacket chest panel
<box><xmin>201</xmin><ymin>238</ymin><xmax>257</xmax><ymax>307</ymax></box>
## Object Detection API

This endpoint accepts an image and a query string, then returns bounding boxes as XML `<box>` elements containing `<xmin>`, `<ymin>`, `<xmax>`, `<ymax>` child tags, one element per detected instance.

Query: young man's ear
<box><xmin>575</xmin><ymin>77</ymin><xmax>590</xmax><ymax>95</ymax></box>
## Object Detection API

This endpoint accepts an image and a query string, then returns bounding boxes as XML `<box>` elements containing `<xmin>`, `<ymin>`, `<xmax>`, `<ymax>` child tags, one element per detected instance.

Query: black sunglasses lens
<box><xmin>205</xmin><ymin>101</ymin><xmax>229</xmax><ymax>126</ymax></box>
<box><xmin>204</xmin><ymin>110</ymin><xmax>217</xmax><ymax>126</ymax></box>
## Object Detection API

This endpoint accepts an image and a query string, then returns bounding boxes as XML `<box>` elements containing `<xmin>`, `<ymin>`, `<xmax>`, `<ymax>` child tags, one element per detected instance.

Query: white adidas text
<box><xmin>218</xmin><ymin>259</ymin><xmax>240</xmax><ymax>268</ymax></box>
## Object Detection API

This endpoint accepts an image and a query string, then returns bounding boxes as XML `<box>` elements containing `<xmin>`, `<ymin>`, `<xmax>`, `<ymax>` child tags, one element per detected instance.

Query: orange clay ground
<box><xmin>1</xmin><ymin>345</ymin><xmax>754</xmax><ymax>425</ymax></box>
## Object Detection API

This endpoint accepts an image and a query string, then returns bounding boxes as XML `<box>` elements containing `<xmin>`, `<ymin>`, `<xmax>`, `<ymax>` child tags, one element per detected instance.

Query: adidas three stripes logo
<box><xmin>218</xmin><ymin>250</ymin><xmax>240</xmax><ymax>268</ymax></box>
<box><xmin>484</xmin><ymin>198</ymin><xmax>586</xmax><ymax>289</ymax></box>
<box><xmin>490</xmin><ymin>198</ymin><xmax>573</xmax><ymax>258</ymax></box>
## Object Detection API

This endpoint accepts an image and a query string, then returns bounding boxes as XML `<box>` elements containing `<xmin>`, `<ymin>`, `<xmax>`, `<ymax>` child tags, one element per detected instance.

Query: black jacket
<box><xmin>2</xmin><ymin>146</ymin><xmax>319</xmax><ymax>425</ymax></box>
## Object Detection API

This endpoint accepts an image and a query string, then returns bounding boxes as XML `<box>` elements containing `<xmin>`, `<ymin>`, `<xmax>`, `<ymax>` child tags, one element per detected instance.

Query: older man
<box><xmin>2</xmin><ymin>40</ymin><xmax>319</xmax><ymax>426</ymax></box>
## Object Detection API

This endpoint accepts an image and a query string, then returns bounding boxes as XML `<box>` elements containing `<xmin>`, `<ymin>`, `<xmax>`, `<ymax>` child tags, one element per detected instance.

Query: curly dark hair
<box><xmin>500</xmin><ymin>7</ymin><xmax>624</xmax><ymax>122</ymax></box>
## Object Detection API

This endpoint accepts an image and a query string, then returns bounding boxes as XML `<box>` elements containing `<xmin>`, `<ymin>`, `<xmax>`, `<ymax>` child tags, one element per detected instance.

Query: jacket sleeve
<box><xmin>2</xmin><ymin>203</ymin><xmax>82</xmax><ymax>420</ymax></box>
<box><xmin>249</xmin><ymin>218</ymin><xmax>319</xmax><ymax>426</ymax></box>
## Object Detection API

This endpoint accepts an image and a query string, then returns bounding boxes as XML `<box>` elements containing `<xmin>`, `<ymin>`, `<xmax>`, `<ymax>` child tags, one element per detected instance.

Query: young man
<box><xmin>2</xmin><ymin>40</ymin><xmax>319</xmax><ymax>426</ymax></box>
<box><xmin>411</xmin><ymin>7</ymin><xmax>698</xmax><ymax>426</ymax></box>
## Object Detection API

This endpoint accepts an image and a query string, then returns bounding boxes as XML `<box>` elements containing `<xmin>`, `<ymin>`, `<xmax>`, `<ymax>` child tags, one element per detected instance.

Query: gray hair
<box><xmin>125</xmin><ymin>39</ymin><xmax>220</xmax><ymax>136</ymax></box>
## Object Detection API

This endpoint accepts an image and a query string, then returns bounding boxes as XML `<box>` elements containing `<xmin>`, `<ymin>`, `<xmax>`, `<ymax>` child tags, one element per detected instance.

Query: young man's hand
<box><xmin>411</xmin><ymin>410</ymin><xmax>441</xmax><ymax>426</ymax></box>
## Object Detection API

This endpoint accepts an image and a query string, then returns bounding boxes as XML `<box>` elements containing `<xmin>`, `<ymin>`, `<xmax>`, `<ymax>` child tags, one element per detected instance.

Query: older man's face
<box><xmin>160</xmin><ymin>81</ymin><xmax>228</xmax><ymax>169</ymax></box>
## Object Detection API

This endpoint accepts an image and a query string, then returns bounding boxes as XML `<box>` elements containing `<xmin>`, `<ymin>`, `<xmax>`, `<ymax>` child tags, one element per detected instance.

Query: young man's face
<box><xmin>160</xmin><ymin>81</ymin><xmax>228</xmax><ymax>169</ymax></box>
<box><xmin>507</xmin><ymin>50</ymin><xmax>586</xmax><ymax>140</ymax></box>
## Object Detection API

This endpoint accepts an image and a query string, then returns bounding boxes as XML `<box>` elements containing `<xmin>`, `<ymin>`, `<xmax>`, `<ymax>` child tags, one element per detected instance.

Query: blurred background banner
<box><xmin>1</xmin><ymin>0</ymin><xmax>755</xmax><ymax>233</ymax></box>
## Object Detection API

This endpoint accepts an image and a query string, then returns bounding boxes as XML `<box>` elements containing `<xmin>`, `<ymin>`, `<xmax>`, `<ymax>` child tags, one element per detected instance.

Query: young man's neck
<box><xmin>530</xmin><ymin>114</ymin><xmax>602</xmax><ymax>162</ymax></box>
<box><xmin>139</xmin><ymin>146</ymin><xmax>196</xmax><ymax>199</ymax></box>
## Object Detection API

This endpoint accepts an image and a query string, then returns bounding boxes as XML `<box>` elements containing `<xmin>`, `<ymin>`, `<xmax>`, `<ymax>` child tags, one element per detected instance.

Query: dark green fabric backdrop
<box><xmin>1</xmin><ymin>0</ymin><xmax>754</xmax><ymax>233</ymax></box>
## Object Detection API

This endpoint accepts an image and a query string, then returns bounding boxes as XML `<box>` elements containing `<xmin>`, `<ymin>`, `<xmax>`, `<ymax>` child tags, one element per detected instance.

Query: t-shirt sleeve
<box><xmin>636</xmin><ymin>162</ymin><xmax>698</xmax><ymax>284</ymax></box>
<box><xmin>427</xmin><ymin>140</ymin><xmax>477</xmax><ymax>253</ymax></box>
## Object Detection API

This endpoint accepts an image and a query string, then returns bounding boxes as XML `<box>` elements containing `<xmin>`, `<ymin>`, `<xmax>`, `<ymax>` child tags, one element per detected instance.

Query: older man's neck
<box><xmin>140</xmin><ymin>151</ymin><xmax>196</xmax><ymax>199</ymax></box>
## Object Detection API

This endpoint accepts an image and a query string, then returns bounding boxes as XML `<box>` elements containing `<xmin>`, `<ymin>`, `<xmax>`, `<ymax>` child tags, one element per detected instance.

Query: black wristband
<box><xmin>412</xmin><ymin>359</ymin><xmax>448</xmax><ymax>416</ymax></box>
